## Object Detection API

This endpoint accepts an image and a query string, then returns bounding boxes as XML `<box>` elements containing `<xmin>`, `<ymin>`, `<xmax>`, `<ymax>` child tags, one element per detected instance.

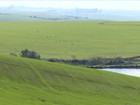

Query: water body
<box><xmin>101</xmin><ymin>68</ymin><xmax>140</xmax><ymax>77</ymax></box>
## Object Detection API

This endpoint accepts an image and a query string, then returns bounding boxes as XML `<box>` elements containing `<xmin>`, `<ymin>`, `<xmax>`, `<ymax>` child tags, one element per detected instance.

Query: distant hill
<box><xmin>0</xmin><ymin>54</ymin><xmax>140</xmax><ymax>105</ymax></box>
<box><xmin>0</xmin><ymin>6</ymin><xmax>140</xmax><ymax>21</ymax></box>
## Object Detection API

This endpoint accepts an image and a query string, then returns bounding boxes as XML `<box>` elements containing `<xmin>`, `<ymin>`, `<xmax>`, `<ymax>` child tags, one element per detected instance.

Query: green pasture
<box><xmin>0</xmin><ymin>54</ymin><xmax>140</xmax><ymax>105</ymax></box>
<box><xmin>0</xmin><ymin>22</ymin><xmax>140</xmax><ymax>58</ymax></box>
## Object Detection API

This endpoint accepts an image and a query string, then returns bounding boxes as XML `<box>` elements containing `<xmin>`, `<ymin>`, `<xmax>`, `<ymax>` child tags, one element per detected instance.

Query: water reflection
<box><xmin>101</xmin><ymin>68</ymin><xmax>140</xmax><ymax>77</ymax></box>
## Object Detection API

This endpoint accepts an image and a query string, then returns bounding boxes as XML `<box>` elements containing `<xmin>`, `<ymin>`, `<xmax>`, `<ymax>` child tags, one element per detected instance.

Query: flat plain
<box><xmin>1</xmin><ymin>22</ymin><xmax>140</xmax><ymax>59</ymax></box>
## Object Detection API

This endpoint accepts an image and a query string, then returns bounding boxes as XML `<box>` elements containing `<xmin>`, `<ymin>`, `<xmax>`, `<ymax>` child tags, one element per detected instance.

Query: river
<box><xmin>101</xmin><ymin>68</ymin><xmax>140</xmax><ymax>77</ymax></box>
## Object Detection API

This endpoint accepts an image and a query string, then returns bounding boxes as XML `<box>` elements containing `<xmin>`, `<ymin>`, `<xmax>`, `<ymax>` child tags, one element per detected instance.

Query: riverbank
<box><xmin>87</xmin><ymin>65</ymin><xmax>140</xmax><ymax>69</ymax></box>
<box><xmin>47</xmin><ymin>55</ymin><xmax>140</xmax><ymax>69</ymax></box>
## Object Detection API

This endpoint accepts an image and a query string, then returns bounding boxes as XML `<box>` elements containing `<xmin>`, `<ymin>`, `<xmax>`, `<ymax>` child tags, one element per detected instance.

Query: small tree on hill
<box><xmin>20</xmin><ymin>49</ymin><xmax>40</xmax><ymax>59</ymax></box>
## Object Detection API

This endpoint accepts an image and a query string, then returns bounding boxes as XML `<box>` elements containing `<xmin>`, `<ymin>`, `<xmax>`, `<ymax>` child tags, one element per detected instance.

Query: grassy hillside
<box><xmin>1</xmin><ymin>22</ymin><xmax>140</xmax><ymax>59</ymax></box>
<box><xmin>0</xmin><ymin>54</ymin><xmax>140</xmax><ymax>105</ymax></box>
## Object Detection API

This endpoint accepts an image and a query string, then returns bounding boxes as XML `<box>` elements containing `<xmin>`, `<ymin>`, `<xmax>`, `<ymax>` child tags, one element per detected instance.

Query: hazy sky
<box><xmin>0</xmin><ymin>1</ymin><xmax>140</xmax><ymax>10</ymax></box>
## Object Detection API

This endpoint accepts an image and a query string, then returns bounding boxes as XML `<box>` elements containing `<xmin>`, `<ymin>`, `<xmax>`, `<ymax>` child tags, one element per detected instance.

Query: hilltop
<box><xmin>0</xmin><ymin>54</ymin><xmax>140</xmax><ymax>105</ymax></box>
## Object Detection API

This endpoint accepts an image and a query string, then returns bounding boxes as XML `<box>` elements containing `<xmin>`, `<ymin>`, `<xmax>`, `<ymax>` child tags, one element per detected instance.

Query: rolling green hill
<box><xmin>0</xmin><ymin>54</ymin><xmax>140</xmax><ymax>105</ymax></box>
<box><xmin>1</xmin><ymin>22</ymin><xmax>140</xmax><ymax>59</ymax></box>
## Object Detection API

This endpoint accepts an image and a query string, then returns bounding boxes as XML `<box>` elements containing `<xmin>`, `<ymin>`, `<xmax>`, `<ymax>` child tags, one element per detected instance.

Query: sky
<box><xmin>0</xmin><ymin>1</ymin><xmax>140</xmax><ymax>10</ymax></box>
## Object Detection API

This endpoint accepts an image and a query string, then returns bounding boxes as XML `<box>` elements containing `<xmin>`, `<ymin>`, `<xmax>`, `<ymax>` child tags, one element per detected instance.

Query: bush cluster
<box><xmin>48</xmin><ymin>57</ymin><xmax>127</xmax><ymax>66</ymax></box>
<box><xmin>20</xmin><ymin>49</ymin><xmax>40</xmax><ymax>59</ymax></box>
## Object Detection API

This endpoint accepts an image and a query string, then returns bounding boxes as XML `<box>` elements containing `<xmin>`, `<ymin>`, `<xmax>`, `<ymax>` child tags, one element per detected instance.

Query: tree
<box><xmin>20</xmin><ymin>49</ymin><xmax>40</xmax><ymax>59</ymax></box>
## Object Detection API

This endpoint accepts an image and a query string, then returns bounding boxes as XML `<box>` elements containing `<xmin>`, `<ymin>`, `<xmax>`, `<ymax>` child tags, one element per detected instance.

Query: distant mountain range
<box><xmin>0</xmin><ymin>5</ymin><xmax>140</xmax><ymax>21</ymax></box>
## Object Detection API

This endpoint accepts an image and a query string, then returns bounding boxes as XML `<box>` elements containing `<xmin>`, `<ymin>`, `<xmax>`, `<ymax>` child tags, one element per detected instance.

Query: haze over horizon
<box><xmin>0</xmin><ymin>1</ymin><xmax>140</xmax><ymax>10</ymax></box>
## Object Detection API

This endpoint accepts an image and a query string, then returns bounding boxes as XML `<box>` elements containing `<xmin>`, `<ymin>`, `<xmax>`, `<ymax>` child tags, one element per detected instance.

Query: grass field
<box><xmin>1</xmin><ymin>22</ymin><xmax>140</xmax><ymax>59</ymax></box>
<box><xmin>0</xmin><ymin>54</ymin><xmax>140</xmax><ymax>105</ymax></box>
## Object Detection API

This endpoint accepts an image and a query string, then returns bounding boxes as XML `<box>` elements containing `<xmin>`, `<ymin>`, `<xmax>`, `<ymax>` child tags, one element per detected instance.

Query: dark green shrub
<box><xmin>20</xmin><ymin>49</ymin><xmax>40</xmax><ymax>59</ymax></box>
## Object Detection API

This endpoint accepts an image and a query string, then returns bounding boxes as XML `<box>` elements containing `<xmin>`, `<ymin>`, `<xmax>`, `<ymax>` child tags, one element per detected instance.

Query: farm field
<box><xmin>0</xmin><ymin>54</ymin><xmax>140</xmax><ymax>105</ymax></box>
<box><xmin>1</xmin><ymin>1</ymin><xmax>140</xmax><ymax>105</ymax></box>
<box><xmin>1</xmin><ymin>22</ymin><xmax>140</xmax><ymax>59</ymax></box>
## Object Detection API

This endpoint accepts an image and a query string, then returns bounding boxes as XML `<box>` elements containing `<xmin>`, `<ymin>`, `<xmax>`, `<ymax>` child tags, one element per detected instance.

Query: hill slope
<box><xmin>0</xmin><ymin>55</ymin><xmax>140</xmax><ymax>105</ymax></box>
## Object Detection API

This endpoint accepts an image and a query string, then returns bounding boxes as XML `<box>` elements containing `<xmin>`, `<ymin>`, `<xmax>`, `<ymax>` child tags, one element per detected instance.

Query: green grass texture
<box><xmin>0</xmin><ymin>54</ymin><xmax>140</xmax><ymax>105</ymax></box>
<box><xmin>0</xmin><ymin>22</ymin><xmax>140</xmax><ymax>58</ymax></box>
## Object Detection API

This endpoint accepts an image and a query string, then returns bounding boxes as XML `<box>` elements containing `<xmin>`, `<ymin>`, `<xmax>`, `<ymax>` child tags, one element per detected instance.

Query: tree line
<box><xmin>10</xmin><ymin>49</ymin><xmax>140</xmax><ymax>68</ymax></box>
